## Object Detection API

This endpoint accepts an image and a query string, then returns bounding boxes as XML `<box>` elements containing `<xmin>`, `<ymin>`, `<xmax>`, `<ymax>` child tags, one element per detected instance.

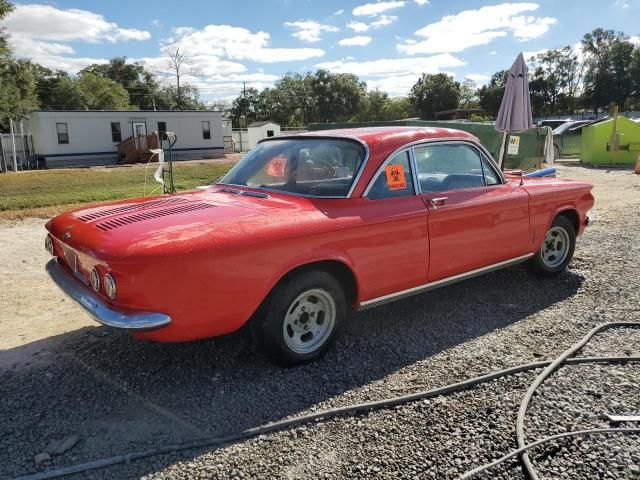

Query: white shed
<box><xmin>247</xmin><ymin>121</ymin><xmax>280</xmax><ymax>149</ymax></box>
<box><xmin>28</xmin><ymin>110</ymin><xmax>225</xmax><ymax>168</ymax></box>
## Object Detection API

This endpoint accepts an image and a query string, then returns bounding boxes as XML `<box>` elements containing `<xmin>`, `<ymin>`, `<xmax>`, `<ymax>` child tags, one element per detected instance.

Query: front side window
<box><xmin>220</xmin><ymin>138</ymin><xmax>365</xmax><ymax>197</ymax></box>
<box><xmin>414</xmin><ymin>144</ymin><xmax>487</xmax><ymax>193</ymax></box>
<box><xmin>202</xmin><ymin>121</ymin><xmax>211</xmax><ymax>139</ymax></box>
<box><xmin>56</xmin><ymin>123</ymin><xmax>69</xmax><ymax>144</ymax></box>
<box><xmin>110</xmin><ymin>122</ymin><xmax>121</xmax><ymax>142</ymax></box>
<box><xmin>367</xmin><ymin>150</ymin><xmax>415</xmax><ymax>200</ymax></box>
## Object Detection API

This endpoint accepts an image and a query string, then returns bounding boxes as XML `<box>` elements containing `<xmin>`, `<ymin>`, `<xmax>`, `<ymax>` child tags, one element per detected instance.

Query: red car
<box><xmin>45</xmin><ymin>127</ymin><xmax>594</xmax><ymax>365</ymax></box>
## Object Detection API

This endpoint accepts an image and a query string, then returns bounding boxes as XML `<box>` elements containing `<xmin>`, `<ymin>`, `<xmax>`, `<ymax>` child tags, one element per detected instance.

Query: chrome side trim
<box><xmin>46</xmin><ymin>259</ymin><xmax>171</xmax><ymax>331</ymax></box>
<box><xmin>358</xmin><ymin>253</ymin><xmax>533</xmax><ymax>310</ymax></box>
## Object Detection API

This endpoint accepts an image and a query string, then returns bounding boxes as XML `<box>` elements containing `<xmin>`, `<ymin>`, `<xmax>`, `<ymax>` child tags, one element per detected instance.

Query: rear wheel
<box><xmin>255</xmin><ymin>270</ymin><xmax>346</xmax><ymax>366</ymax></box>
<box><xmin>526</xmin><ymin>215</ymin><xmax>576</xmax><ymax>276</ymax></box>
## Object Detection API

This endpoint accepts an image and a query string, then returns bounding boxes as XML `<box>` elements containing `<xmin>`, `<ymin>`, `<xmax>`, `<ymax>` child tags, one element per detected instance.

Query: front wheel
<box><xmin>255</xmin><ymin>271</ymin><xmax>347</xmax><ymax>366</ymax></box>
<box><xmin>526</xmin><ymin>215</ymin><xmax>576</xmax><ymax>276</ymax></box>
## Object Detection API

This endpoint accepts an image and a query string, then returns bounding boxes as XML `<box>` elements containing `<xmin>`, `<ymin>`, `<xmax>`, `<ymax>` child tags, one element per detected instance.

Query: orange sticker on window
<box><xmin>385</xmin><ymin>164</ymin><xmax>407</xmax><ymax>190</ymax></box>
<box><xmin>267</xmin><ymin>155</ymin><xmax>287</xmax><ymax>177</ymax></box>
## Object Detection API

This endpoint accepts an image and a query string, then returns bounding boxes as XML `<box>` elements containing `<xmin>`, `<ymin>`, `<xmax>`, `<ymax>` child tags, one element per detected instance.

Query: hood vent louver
<box><xmin>77</xmin><ymin>197</ymin><xmax>189</xmax><ymax>222</ymax></box>
<box><xmin>95</xmin><ymin>202</ymin><xmax>215</xmax><ymax>231</ymax></box>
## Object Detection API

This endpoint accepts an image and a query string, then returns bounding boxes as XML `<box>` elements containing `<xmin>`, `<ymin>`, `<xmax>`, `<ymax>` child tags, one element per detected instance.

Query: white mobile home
<box><xmin>29</xmin><ymin>110</ymin><xmax>225</xmax><ymax>168</ymax></box>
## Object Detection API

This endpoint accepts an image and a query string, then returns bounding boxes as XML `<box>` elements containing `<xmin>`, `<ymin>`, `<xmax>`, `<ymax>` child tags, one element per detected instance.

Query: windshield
<box><xmin>219</xmin><ymin>138</ymin><xmax>366</xmax><ymax>197</ymax></box>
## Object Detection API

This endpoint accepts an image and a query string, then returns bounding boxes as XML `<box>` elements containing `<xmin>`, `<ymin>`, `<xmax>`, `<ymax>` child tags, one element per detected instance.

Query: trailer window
<box><xmin>110</xmin><ymin>122</ymin><xmax>121</xmax><ymax>143</ymax></box>
<box><xmin>202</xmin><ymin>121</ymin><xmax>211</xmax><ymax>140</ymax></box>
<box><xmin>56</xmin><ymin>123</ymin><xmax>69</xmax><ymax>144</ymax></box>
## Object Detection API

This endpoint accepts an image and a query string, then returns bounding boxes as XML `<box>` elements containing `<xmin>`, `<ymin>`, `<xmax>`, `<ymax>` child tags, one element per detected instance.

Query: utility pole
<box><xmin>243</xmin><ymin>81</ymin><xmax>247</xmax><ymax>128</ymax></box>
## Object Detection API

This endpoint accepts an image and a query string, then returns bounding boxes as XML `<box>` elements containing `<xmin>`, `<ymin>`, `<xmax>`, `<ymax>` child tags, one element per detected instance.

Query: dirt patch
<box><xmin>0</xmin><ymin>219</ymin><xmax>92</xmax><ymax>368</ymax></box>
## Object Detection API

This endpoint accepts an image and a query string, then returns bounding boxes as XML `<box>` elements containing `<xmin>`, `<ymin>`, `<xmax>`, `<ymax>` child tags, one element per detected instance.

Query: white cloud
<box><xmin>167</xmin><ymin>24</ymin><xmax>325</xmax><ymax>64</ymax></box>
<box><xmin>615</xmin><ymin>0</ymin><xmax>631</xmax><ymax>8</ymax></box>
<box><xmin>333</xmin><ymin>9</ymin><xmax>345</xmax><ymax>15</ymax></box>
<box><xmin>338</xmin><ymin>36</ymin><xmax>373</xmax><ymax>47</ymax></box>
<box><xmin>522</xmin><ymin>48</ymin><xmax>549</xmax><ymax>61</ymax></box>
<box><xmin>316</xmin><ymin>53</ymin><xmax>465</xmax><ymax>96</ymax></box>
<box><xmin>347</xmin><ymin>21</ymin><xmax>369</xmax><ymax>33</ymax></box>
<box><xmin>139</xmin><ymin>25</ymin><xmax>326</xmax><ymax>100</ymax></box>
<box><xmin>284</xmin><ymin>19</ymin><xmax>339</xmax><ymax>43</ymax></box>
<box><xmin>398</xmin><ymin>3</ymin><xmax>557</xmax><ymax>55</ymax></box>
<box><xmin>347</xmin><ymin>14</ymin><xmax>398</xmax><ymax>32</ymax></box>
<box><xmin>1</xmin><ymin>4</ymin><xmax>150</xmax><ymax>72</ymax></box>
<box><xmin>414</xmin><ymin>0</ymin><xmax>430</xmax><ymax>4</ymax></box>
<box><xmin>3</xmin><ymin>4</ymin><xmax>151</xmax><ymax>43</ymax></box>
<box><xmin>465</xmin><ymin>73</ymin><xmax>490</xmax><ymax>84</ymax></box>
<box><xmin>353</xmin><ymin>1</ymin><xmax>406</xmax><ymax>17</ymax></box>
<box><xmin>151</xmin><ymin>19</ymin><xmax>163</xmax><ymax>28</ymax></box>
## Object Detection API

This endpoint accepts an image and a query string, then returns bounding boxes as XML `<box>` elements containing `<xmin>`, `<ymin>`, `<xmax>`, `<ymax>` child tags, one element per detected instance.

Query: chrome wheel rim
<box><xmin>541</xmin><ymin>226</ymin><xmax>570</xmax><ymax>268</ymax></box>
<box><xmin>283</xmin><ymin>288</ymin><xmax>336</xmax><ymax>355</ymax></box>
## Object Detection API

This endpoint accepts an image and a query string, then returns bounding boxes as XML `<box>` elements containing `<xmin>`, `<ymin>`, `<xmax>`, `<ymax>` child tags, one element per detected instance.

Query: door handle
<box><xmin>429</xmin><ymin>197</ymin><xmax>448</xmax><ymax>208</ymax></box>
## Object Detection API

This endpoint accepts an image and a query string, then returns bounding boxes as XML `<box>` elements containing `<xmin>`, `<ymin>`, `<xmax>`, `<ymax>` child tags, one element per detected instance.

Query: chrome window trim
<box><xmin>364</xmin><ymin>148</ymin><xmax>417</xmax><ymax>200</ymax></box>
<box><xmin>408</xmin><ymin>147</ymin><xmax>421</xmax><ymax>196</ymax></box>
<box><xmin>218</xmin><ymin>134</ymin><xmax>370</xmax><ymax>200</ymax></box>
<box><xmin>358</xmin><ymin>253</ymin><xmax>533</xmax><ymax>310</ymax></box>
<box><xmin>361</xmin><ymin>137</ymin><xmax>505</xmax><ymax>198</ymax></box>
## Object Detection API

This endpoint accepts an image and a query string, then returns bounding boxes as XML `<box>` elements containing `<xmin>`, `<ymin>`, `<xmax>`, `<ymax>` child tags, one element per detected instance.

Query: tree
<box><xmin>529</xmin><ymin>47</ymin><xmax>581</xmax><ymax>115</ymax></box>
<box><xmin>82</xmin><ymin>57</ymin><xmax>161</xmax><ymax>110</ymax></box>
<box><xmin>0</xmin><ymin>1</ymin><xmax>39</xmax><ymax>129</ymax></box>
<box><xmin>161</xmin><ymin>43</ymin><xmax>197</xmax><ymax>110</ymax></box>
<box><xmin>581</xmin><ymin>28</ymin><xmax>635</xmax><ymax>112</ymax></box>
<box><xmin>459</xmin><ymin>78</ymin><xmax>479</xmax><ymax>109</ymax></box>
<box><xmin>477</xmin><ymin>70</ymin><xmax>507</xmax><ymax>118</ymax></box>
<box><xmin>230</xmin><ymin>87</ymin><xmax>261</xmax><ymax>127</ymax></box>
<box><xmin>409</xmin><ymin>73</ymin><xmax>460</xmax><ymax>119</ymax></box>
<box><xmin>310</xmin><ymin>69</ymin><xmax>365</xmax><ymax>123</ymax></box>
<box><xmin>50</xmin><ymin>72</ymin><xmax>130</xmax><ymax>110</ymax></box>
<box><xmin>355</xmin><ymin>89</ymin><xmax>389</xmax><ymax>122</ymax></box>
<box><xmin>382</xmin><ymin>97</ymin><xmax>414</xmax><ymax>120</ymax></box>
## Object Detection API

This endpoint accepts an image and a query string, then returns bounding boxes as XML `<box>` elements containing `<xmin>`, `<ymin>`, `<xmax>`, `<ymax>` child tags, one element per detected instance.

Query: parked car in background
<box><xmin>45</xmin><ymin>127</ymin><xmax>595</xmax><ymax>366</ymax></box>
<box><xmin>537</xmin><ymin>119</ymin><xmax>572</xmax><ymax>130</ymax></box>
<box><xmin>553</xmin><ymin>120</ymin><xmax>594</xmax><ymax>159</ymax></box>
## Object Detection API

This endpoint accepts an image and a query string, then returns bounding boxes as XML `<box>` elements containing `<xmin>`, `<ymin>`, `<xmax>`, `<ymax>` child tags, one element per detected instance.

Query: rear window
<box><xmin>219</xmin><ymin>138</ymin><xmax>366</xmax><ymax>197</ymax></box>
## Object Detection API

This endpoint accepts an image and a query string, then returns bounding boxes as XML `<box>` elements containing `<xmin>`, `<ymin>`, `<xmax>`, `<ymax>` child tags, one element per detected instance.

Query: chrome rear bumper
<box><xmin>46</xmin><ymin>259</ymin><xmax>171</xmax><ymax>331</ymax></box>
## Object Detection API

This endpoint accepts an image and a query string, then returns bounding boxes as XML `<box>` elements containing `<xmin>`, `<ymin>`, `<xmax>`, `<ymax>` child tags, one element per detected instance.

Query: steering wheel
<box><xmin>305</xmin><ymin>155</ymin><xmax>336</xmax><ymax>176</ymax></box>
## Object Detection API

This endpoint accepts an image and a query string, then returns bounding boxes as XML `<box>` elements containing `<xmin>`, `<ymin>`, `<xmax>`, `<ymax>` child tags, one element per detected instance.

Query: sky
<box><xmin>2</xmin><ymin>0</ymin><xmax>640</xmax><ymax>103</ymax></box>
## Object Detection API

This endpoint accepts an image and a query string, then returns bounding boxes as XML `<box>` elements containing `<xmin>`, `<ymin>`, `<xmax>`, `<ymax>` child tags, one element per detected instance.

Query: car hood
<box><xmin>46</xmin><ymin>187</ymin><xmax>303</xmax><ymax>260</ymax></box>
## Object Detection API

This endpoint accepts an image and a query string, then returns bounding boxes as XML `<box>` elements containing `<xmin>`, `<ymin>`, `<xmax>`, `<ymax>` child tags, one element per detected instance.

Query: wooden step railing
<box><xmin>117</xmin><ymin>134</ymin><xmax>159</xmax><ymax>164</ymax></box>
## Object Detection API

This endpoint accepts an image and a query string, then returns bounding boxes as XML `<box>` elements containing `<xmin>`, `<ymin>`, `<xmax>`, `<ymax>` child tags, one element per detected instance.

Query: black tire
<box><xmin>254</xmin><ymin>270</ymin><xmax>347</xmax><ymax>366</ymax></box>
<box><xmin>526</xmin><ymin>215</ymin><xmax>576</xmax><ymax>277</ymax></box>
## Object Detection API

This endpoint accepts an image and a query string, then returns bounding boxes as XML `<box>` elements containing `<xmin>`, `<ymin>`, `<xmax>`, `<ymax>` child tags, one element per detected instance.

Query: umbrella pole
<box><xmin>497</xmin><ymin>131</ymin><xmax>507</xmax><ymax>170</ymax></box>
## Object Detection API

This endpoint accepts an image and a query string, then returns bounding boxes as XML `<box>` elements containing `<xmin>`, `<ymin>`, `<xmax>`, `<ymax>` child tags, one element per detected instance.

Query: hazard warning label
<box><xmin>385</xmin><ymin>164</ymin><xmax>407</xmax><ymax>190</ymax></box>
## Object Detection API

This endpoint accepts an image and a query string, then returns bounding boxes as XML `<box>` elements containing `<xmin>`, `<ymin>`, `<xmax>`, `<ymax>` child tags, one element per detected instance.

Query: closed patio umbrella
<box><xmin>495</xmin><ymin>53</ymin><xmax>534</xmax><ymax>168</ymax></box>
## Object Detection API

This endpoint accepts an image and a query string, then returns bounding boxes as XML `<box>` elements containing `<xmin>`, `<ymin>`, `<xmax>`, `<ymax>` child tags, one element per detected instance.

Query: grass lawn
<box><xmin>0</xmin><ymin>161</ymin><xmax>235</xmax><ymax>219</ymax></box>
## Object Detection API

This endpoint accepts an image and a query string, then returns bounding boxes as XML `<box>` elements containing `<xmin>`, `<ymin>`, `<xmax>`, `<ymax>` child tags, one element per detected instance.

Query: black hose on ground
<box><xmin>15</xmin><ymin>352</ymin><xmax>640</xmax><ymax>480</ymax></box>
<box><xmin>515</xmin><ymin>322</ymin><xmax>640</xmax><ymax>480</ymax></box>
<box><xmin>459</xmin><ymin>427</ymin><xmax>640</xmax><ymax>479</ymax></box>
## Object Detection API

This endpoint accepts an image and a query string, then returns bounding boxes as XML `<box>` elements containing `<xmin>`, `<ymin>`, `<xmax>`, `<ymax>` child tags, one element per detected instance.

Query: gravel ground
<box><xmin>1</xmin><ymin>163</ymin><xmax>639</xmax><ymax>480</ymax></box>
